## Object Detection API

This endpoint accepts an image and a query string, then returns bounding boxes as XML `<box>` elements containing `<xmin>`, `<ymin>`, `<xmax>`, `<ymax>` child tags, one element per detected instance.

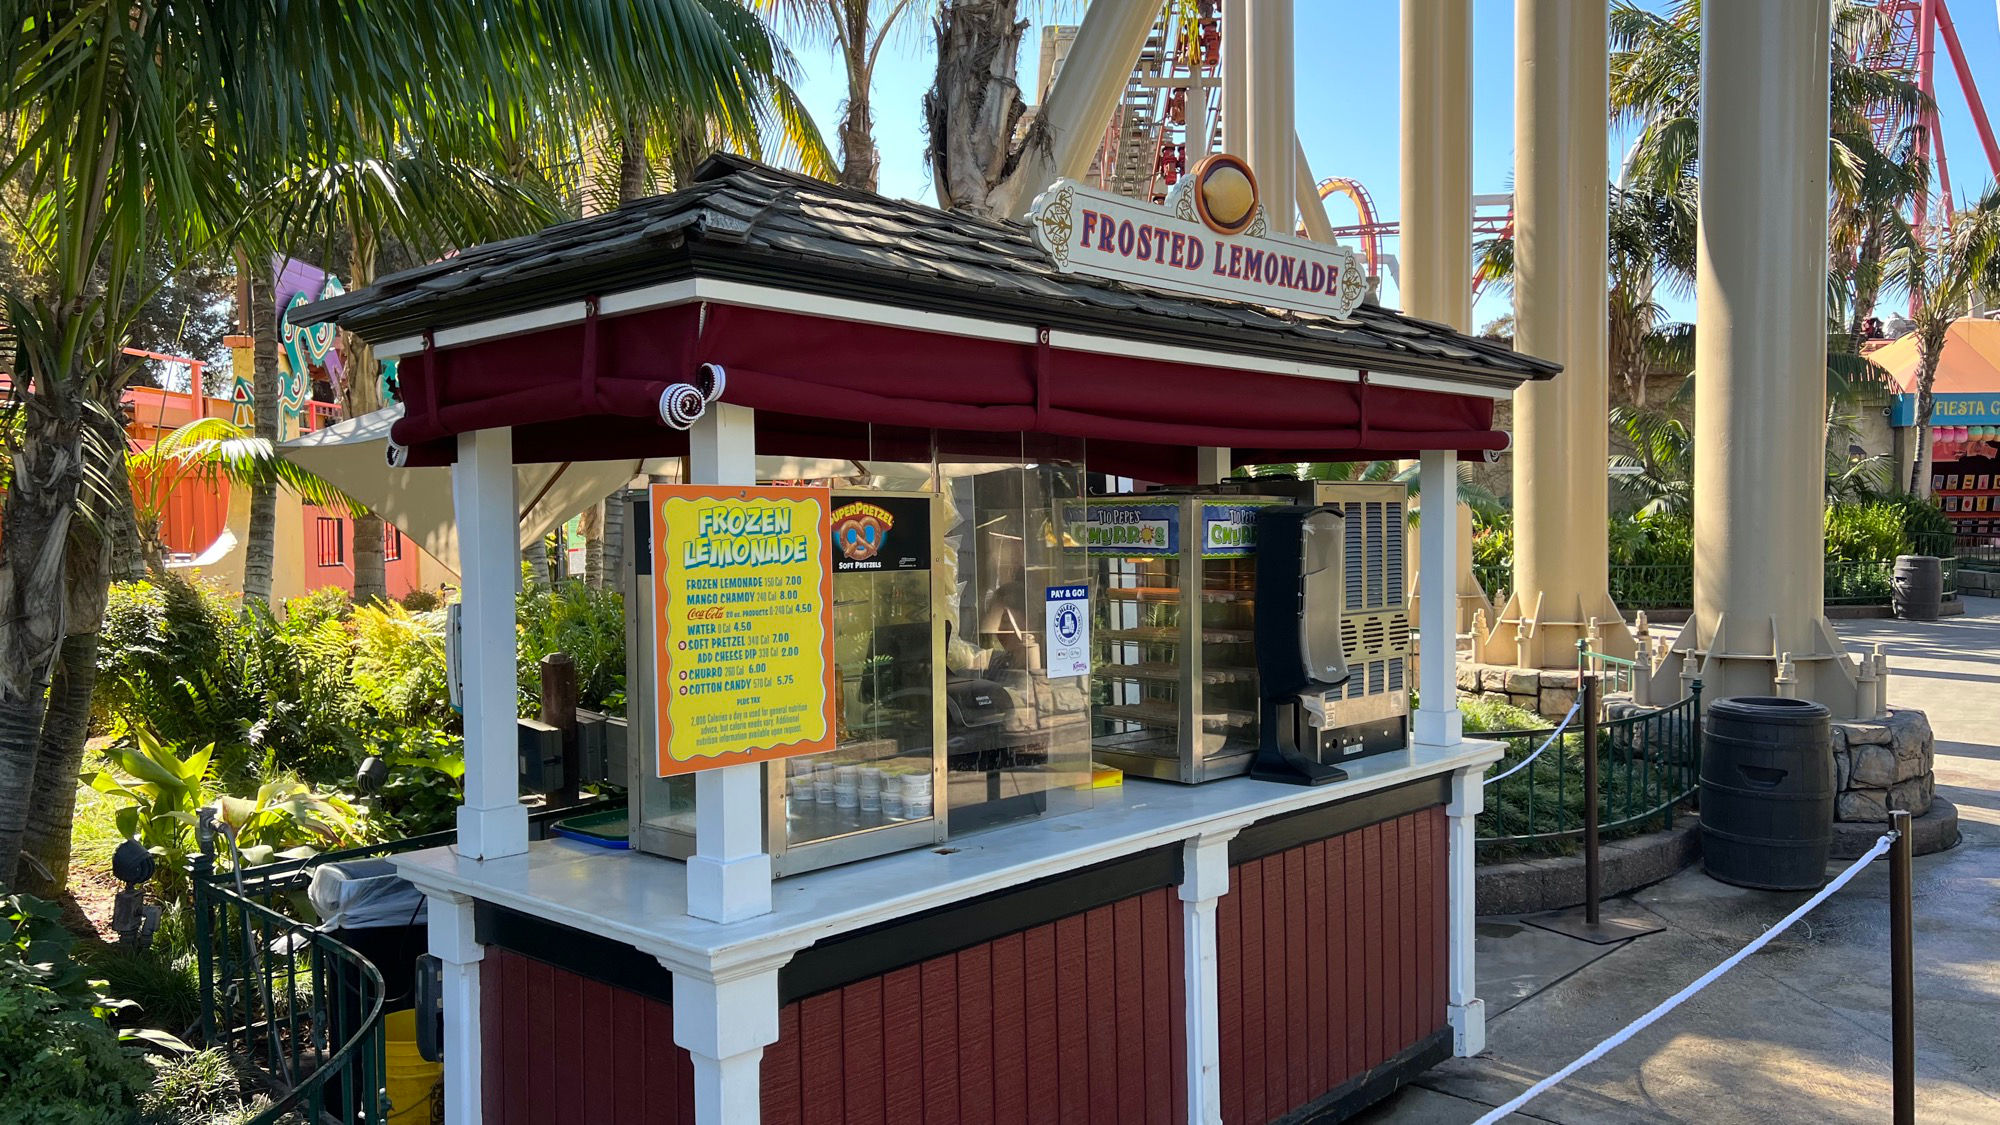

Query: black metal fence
<box><xmin>193</xmin><ymin>848</ymin><xmax>391</xmax><ymax>1122</ymax></box>
<box><xmin>191</xmin><ymin>800</ymin><xmax>618</xmax><ymax>1122</ymax></box>
<box><xmin>1476</xmin><ymin>684</ymin><xmax>1702</xmax><ymax>855</ymax></box>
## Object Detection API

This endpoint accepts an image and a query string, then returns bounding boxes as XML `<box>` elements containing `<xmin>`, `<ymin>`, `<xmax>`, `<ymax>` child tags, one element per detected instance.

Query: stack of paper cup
<box><xmin>834</xmin><ymin>766</ymin><xmax>858</xmax><ymax>809</ymax></box>
<box><xmin>858</xmin><ymin>768</ymin><xmax>884</xmax><ymax>814</ymax></box>
<box><xmin>813</xmin><ymin>763</ymin><xmax>835</xmax><ymax>805</ymax></box>
<box><xmin>902</xmin><ymin>772</ymin><xmax>933</xmax><ymax>819</ymax></box>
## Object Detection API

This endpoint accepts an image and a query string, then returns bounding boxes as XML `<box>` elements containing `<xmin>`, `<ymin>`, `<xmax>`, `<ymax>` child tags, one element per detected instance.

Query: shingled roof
<box><xmin>299</xmin><ymin>153</ymin><xmax>1556</xmax><ymax>389</ymax></box>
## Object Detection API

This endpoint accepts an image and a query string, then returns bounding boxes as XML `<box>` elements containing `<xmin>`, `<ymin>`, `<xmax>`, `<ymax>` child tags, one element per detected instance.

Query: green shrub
<box><xmin>0</xmin><ymin>893</ymin><xmax>155</xmax><ymax>1123</ymax></box>
<box><xmin>85</xmin><ymin>724</ymin><xmax>366</xmax><ymax>903</ymax></box>
<box><xmin>517</xmin><ymin>578</ymin><xmax>627</xmax><ymax>714</ymax></box>
<box><xmin>139</xmin><ymin>1048</ymin><xmax>278</xmax><ymax>1125</ymax></box>
<box><xmin>399</xmin><ymin>586</ymin><xmax>447</xmax><ymax>613</ymax></box>
<box><xmin>1459</xmin><ymin>695</ymin><xmax>1545</xmax><ymax>734</ymax></box>
<box><xmin>351</xmin><ymin>602</ymin><xmax>451</xmax><ymax>729</ymax></box>
<box><xmin>1471</xmin><ymin>512</ymin><xmax>1513</xmax><ymax>599</ymax></box>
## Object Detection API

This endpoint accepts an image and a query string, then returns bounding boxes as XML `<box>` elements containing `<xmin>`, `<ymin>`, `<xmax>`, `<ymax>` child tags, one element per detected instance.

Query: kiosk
<box><xmin>301</xmin><ymin>154</ymin><xmax>1557</xmax><ymax>1125</ymax></box>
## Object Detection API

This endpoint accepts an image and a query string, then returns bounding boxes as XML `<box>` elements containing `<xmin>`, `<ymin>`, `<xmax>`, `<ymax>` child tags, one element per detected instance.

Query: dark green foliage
<box><xmin>92</xmin><ymin>576</ymin><xmax>631</xmax><ymax>842</ymax></box>
<box><xmin>0</xmin><ymin>893</ymin><xmax>154</xmax><ymax>1123</ymax></box>
<box><xmin>517</xmin><ymin>578</ymin><xmax>628</xmax><ymax>715</ymax></box>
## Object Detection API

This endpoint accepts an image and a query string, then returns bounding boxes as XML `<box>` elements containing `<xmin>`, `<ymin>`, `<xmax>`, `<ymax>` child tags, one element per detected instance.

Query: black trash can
<box><xmin>1892</xmin><ymin>555</ymin><xmax>1943</xmax><ymax>621</ymax></box>
<box><xmin>1700</xmin><ymin>696</ymin><xmax>1835</xmax><ymax>890</ymax></box>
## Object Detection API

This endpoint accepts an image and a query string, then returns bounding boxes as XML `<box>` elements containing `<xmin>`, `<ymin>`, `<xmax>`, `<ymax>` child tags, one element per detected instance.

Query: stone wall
<box><xmin>1958</xmin><ymin>568</ymin><xmax>2000</xmax><ymax>597</ymax></box>
<box><xmin>1832</xmin><ymin>708</ymin><xmax>1934</xmax><ymax>822</ymax></box>
<box><xmin>1456</xmin><ymin>661</ymin><xmax>1580</xmax><ymax>720</ymax></box>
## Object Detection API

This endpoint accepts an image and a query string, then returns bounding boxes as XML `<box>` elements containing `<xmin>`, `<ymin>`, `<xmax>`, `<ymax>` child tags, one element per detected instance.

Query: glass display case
<box><xmin>625</xmin><ymin>447</ymin><xmax>1094</xmax><ymax>875</ymax></box>
<box><xmin>625</xmin><ymin>487</ymin><xmax>948</xmax><ymax>875</ymax></box>
<box><xmin>1086</xmin><ymin>493</ymin><xmax>1284</xmax><ymax>783</ymax></box>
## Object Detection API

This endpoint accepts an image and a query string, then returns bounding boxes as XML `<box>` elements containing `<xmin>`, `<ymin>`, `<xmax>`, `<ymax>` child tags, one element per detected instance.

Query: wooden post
<box><xmin>1582</xmin><ymin>672</ymin><xmax>1602</xmax><ymax>926</ymax></box>
<box><xmin>540</xmin><ymin>651</ymin><xmax>579</xmax><ymax>805</ymax></box>
<box><xmin>1890</xmin><ymin>808</ymin><xmax>1915</xmax><ymax>1125</ymax></box>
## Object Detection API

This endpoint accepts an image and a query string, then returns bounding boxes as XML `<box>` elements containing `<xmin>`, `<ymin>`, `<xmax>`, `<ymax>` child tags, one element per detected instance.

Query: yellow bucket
<box><xmin>383</xmin><ymin>1009</ymin><xmax>442</xmax><ymax>1122</ymax></box>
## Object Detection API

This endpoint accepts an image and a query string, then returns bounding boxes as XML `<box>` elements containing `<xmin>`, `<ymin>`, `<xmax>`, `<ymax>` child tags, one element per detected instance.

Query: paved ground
<box><xmin>1359</xmin><ymin>597</ymin><xmax>2000</xmax><ymax>1124</ymax></box>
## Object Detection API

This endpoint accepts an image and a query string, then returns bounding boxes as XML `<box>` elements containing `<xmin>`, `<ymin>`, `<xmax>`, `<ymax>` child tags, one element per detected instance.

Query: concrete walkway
<box><xmin>1359</xmin><ymin>596</ymin><xmax>2000</xmax><ymax>1124</ymax></box>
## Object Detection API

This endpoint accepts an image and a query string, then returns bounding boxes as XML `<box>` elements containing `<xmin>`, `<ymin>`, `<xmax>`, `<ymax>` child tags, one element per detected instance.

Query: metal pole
<box><xmin>1583</xmin><ymin>672</ymin><xmax>1602</xmax><ymax>926</ymax></box>
<box><xmin>1890</xmin><ymin>808</ymin><xmax>1915</xmax><ymax>1125</ymax></box>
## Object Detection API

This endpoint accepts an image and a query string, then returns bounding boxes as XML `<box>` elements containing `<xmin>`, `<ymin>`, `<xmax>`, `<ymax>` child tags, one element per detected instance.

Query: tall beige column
<box><xmin>1399</xmin><ymin>0</ymin><xmax>1490</xmax><ymax>634</ymax></box>
<box><xmin>1484</xmin><ymin>0</ymin><xmax>1629</xmax><ymax>670</ymax></box>
<box><xmin>1399</xmin><ymin>0</ymin><xmax>1473</xmax><ymax>329</ymax></box>
<box><xmin>1686</xmin><ymin>0</ymin><xmax>1858</xmax><ymax>714</ymax></box>
<box><xmin>1563</xmin><ymin>0</ymin><xmax>1615</xmax><ymax>643</ymax></box>
<box><xmin>1223</xmin><ymin>0</ymin><xmax>1249</xmax><ymax>156</ymax></box>
<box><xmin>999</xmin><ymin>0</ymin><xmax>1161</xmax><ymax>220</ymax></box>
<box><xmin>1242</xmin><ymin>0</ymin><xmax>1294</xmax><ymax>226</ymax></box>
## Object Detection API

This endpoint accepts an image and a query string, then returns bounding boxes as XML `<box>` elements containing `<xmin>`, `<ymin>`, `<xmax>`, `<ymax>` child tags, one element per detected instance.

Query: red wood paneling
<box><xmin>485</xmin><ymin>887</ymin><xmax>1187</xmax><ymax>1125</ymax></box>
<box><xmin>1215</xmin><ymin>806</ymin><xmax>1450</xmax><ymax>1125</ymax></box>
<box><xmin>481</xmin><ymin>806</ymin><xmax>1444</xmax><ymax>1125</ymax></box>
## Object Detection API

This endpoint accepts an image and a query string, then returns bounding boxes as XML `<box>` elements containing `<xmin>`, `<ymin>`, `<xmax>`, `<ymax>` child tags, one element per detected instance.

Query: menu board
<box><xmin>650</xmin><ymin>483</ymin><xmax>836</xmax><ymax>776</ymax></box>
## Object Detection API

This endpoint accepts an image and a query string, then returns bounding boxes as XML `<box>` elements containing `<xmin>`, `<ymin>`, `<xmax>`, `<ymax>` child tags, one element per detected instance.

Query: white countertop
<box><xmin>395</xmin><ymin>739</ymin><xmax>1500</xmax><ymax>977</ymax></box>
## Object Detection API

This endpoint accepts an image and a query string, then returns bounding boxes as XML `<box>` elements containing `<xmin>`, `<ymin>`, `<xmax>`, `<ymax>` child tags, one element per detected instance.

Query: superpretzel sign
<box><xmin>1027</xmin><ymin>154</ymin><xmax>1368</xmax><ymax>320</ymax></box>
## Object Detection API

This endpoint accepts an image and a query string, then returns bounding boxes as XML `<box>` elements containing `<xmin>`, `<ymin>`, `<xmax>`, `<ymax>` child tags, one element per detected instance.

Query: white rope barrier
<box><xmin>1471</xmin><ymin>830</ymin><xmax>1899</xmax><ymax>1124</ymax></box>
<box><xmin>1483</xmin><ymin>701</ymin><xmax>1582</xmax><ymax>787</ymax></box>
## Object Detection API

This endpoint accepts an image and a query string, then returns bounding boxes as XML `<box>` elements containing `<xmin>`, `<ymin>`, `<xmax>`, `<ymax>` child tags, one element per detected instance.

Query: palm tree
<box><xmin>758</xmin><ymin>0</ymin><xmax>921</xmax><ymax>192</ymax></box>
<box><xmin>129</xmin><ymin>417</ymin><xmax>359</xmax><ymax>575</ymax></box>
<box><xmin>0</xmin><ymin>0</ymin><xmax>816</xmax><ymax>888</ymax></box>
<box><xmin>1883</xmin><ymin>189</ymin><xmax>2000</xmax><ymax>498</ymax></box>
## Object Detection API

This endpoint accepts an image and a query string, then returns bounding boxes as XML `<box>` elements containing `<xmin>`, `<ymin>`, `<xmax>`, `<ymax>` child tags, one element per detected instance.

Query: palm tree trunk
<box><xmin>574</xmin><ymin>112</ymin><xmax>649</xmax><ymax>590</ymax></box>
<box><xmin>18</xmin><ymin>403</ymin><xmax>130</xmax><ymax>893</ymax></box>
<box><xmin>0</xmin><ymin>394</ymin><xmax>81</xmax><ymax>884</ymax></box>
<box><xmin>925</xmin><ymin>0</ymin><xmax>1029</xmax><ymax>216</ymax></box>
<box><xmin>16</xmin><ymin>632</ymin><xmax>99</xmax><ymax>896</ymax></box>
<box><xmin>1909</xmin><ymin>340</ymin><xmax>1943</xmax><ymax>497</ymax></box>
<box><xmin>345</xmin><ymin>221</ymin><xmax>390</xmax><ymax>604</ymax></box>
<box><xmin>839</xmin><ymin>8</ymin><xmax>880</xmax><ymax>192</ymax></box>
<box><xmin>243</xmin><ymin>261</ymin><xmax>281</xmax><ymax>606</ymax></box>
<box><xmin>352</xmin><ymin>516</ymin><xmax>386</xmax><ymax>602</ymax></box>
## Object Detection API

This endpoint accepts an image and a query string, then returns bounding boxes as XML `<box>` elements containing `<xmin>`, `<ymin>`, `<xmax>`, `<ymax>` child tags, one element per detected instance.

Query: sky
<box><xmin>786</xmin><ymin>0</ymin><xmax>2000</xmax><ymax>332</ymax></box>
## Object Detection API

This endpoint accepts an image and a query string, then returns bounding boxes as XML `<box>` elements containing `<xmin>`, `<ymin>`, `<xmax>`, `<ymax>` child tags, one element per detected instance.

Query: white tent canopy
<box><xmin>280</xmin><ymin>406</ymin><xmax>669</xmax><ymax>574</ymax></box>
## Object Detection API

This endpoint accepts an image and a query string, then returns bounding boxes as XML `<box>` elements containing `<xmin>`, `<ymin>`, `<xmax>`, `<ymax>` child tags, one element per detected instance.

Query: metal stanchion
<box><xmin>1890</xmin><ymin>808</ymin><xmax>1914</xmax><ymax>1125</ymax></box>
<box><xmin>1583</xmin><ymin>673</ymin><xmax>1602</xmax><ymax>926</ymax></box>
<box><xmin>1524</xmin><ymin>672</ymin><xmax>1661</xmax><ymax>944</ymax></box>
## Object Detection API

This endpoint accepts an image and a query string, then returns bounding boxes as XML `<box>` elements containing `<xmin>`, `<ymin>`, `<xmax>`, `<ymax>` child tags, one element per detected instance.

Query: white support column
<box><xmin>1194</xmin><ymin>446</ymin><xmax>1232</xmax><ymax>485</ymax></box>
<box><xmin>1415</xmin><ymin>450</ymin><xmax>1464</xmax><ymax>748</ymax></box>
<box><xmin>427</xmin><ymin>890</ymin><xmax>484</xmax><ymax>1125</ymax></box>
<box><xmin>669</xmin><ymin>964</ymin><xmax>782</xmax><ymax>1125</ymax></box>
<box><xmin>1444</xmin><ymin>766</ymin><xmax>1486</xmax><ymax>1056</ymax></box>
<box><xmin>453</xmin><ymin>427</ymin><xmax>528</xmax><ymax>859</ymax></box>
<box><xmin>686</xmin><ymin>403</ymin><xmax>774</xmax><ymax>923</ymax></box>
<box><xmin>1179</xmin><ymin>831</ymin><xmax>1236</xmax><ymax>1125</ymax></box>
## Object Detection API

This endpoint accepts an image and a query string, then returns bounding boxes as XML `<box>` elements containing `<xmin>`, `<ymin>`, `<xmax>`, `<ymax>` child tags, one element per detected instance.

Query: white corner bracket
<box><xmin>1445</xmin><ymin>763</ymin><xmax>1486</xmax><ymax>1055</ymax></box>
<box><xmin>426</xmin><ymin>890</ymin><xmax>484</xmax><ymax>1125</ymax></box>
<box><xmin>1180</xmin><ymin>830</ymin><xmax>1238</xmax><ymax>1125</ymax></box>
<box><xmin>664</xmin><ymin>955</ymin><xmax>786</xmax><ymax>1125</ymax></box>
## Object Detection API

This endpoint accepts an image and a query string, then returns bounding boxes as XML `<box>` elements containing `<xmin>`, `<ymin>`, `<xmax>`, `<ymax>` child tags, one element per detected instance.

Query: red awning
<box><xmin>388</xmin><ymin>302</ymin><xmax>1502</xmax><ymax>482</ymax></box>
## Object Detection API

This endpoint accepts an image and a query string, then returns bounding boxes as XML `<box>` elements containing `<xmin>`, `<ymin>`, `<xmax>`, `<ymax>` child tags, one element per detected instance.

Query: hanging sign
<box><xmin>1044</xmin><ymin>584</ymin><xmax>1091</xmax><ymax>678</ymax></box>
<box><xmin>1078</xmin><ymin>499</ymin><xmax>1180</xmax><ymax>555</ymax></box>
<box><xmin>1201</xmin><ymin>501</ymin><xmax>1277</xmax><ymax>557</ymax></box>
<box><xmin>1027</xmin><ymin>153</ymin><xmax>1368</xmax><ymax>320</ymax></box>
<box><xmin>830</xmin><ymin>496</ymin><xmax>931</xmax><ymax>573</ymax></box>
<box><xmin>650</xmin><ymin>483</ymin><xmax>836</xmax><ymax>776</ymax></box>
